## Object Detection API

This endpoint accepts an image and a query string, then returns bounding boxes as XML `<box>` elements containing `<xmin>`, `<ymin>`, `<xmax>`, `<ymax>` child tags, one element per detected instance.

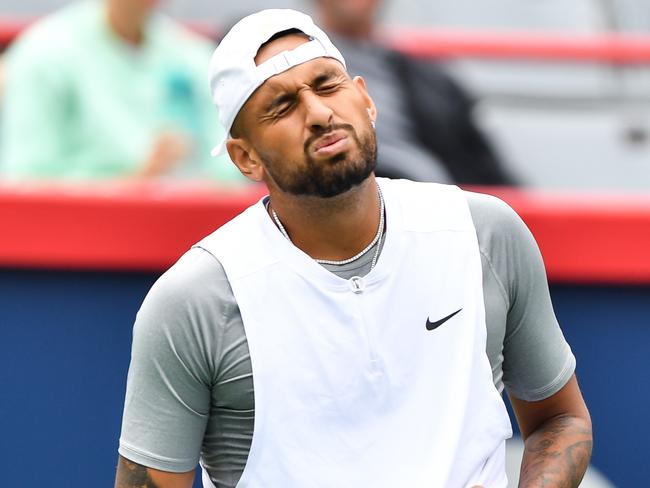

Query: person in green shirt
<box><xmin>0</xmin><ymin>0</ymin><xmax>243</xmax><ymax>182</ymax></box>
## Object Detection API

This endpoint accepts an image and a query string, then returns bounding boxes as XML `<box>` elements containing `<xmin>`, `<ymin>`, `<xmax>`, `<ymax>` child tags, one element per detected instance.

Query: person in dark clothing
<box><xmin>314</xmin><ymin>0</ymin><xmax>516</xmax><ymax>185</ymax></box>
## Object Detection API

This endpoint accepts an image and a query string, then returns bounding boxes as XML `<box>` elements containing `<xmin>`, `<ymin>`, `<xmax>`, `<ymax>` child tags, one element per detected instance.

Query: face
<box><xmin>229</xmin><ymin>34</ymin><xmax>378</xmax><ymax>199</ymax></box>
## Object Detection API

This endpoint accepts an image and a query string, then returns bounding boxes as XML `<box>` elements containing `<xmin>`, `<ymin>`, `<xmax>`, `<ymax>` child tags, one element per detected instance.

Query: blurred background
<box><xmin>3</xmin><ymin>0</ymin><xmax>650</xmax><ymax>189</ymax></box>
<box><xmin>0</xmin><ymin>1</ymin><xmax>649</xmax><ymax>488</ymax></box>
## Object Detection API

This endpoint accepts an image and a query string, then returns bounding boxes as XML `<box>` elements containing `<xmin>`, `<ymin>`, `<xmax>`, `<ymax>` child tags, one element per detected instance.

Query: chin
<box><xmin>314</xmin><ymin>157</ymin><xmax>376</xmax><ymax>198</ymax></box>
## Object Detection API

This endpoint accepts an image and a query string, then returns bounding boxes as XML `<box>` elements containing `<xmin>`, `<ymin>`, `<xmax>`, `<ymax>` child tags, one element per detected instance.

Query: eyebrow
<box><xmin>264</xmin><ymin>68</ymin><xmax>344</xmax><ymax>113</ymax></box>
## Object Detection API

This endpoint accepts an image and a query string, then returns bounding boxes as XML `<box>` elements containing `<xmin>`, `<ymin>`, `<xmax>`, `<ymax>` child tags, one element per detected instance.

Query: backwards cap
<box><xmin>208</xmin><ymin>9</ymin><xmax>346</xmax><ymax>156</ymax></box>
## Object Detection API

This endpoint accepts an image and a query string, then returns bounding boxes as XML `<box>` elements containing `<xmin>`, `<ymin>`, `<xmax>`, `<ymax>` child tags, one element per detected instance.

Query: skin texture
<box><xmin>114</xmin><ymin>455</ymin><xmax>194</xmax><ymax>488</ymax></box>
<box><xmin>227</xmin><ymin>33</ymin><xmax>382</xmax><ymax>262</ymax></box>
<box><xmin>115</xmin><ymin>31</ymin><xmax>592</xmax><ymax>488</ymax></box>
<box><xmin>235</xmin><ymin>40</ymin><xmax>378</xmax><ymax>198</ymax></box>
<box><xmin>511</xmin><ymin>375</ymin><xmax>593</xmax><ymax>487</ymax></box>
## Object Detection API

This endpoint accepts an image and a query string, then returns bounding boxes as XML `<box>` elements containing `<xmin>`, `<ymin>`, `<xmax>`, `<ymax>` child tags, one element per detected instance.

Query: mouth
<box><xmin>311</xmin><ymin>132</ymin><xmax>349</xmax><ymax>158</ymax></box>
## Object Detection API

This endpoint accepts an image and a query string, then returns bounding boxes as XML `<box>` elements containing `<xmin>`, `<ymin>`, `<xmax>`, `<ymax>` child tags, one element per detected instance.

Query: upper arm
<box><xmin>492</xmin><ymin>196</ymin><xmax>575</xmax><ymax>401</ymax></box>
<box><xmin>469</xmin><ymin>192</ymin><xmax>590</xmax><ymax>436</ymax></box>
<box><xmin>115</xmin><ymin>455</ymin><xmax>194</xmax><ymax>488</ymax></box>
<box><xmin>118</xmin><ymin>249</ymin><xmax>228</xmax><ymax>474</ymax></box>
<box><xmin>478</xmin><ymin>194</ymin><xmax>576</xmax><ymax>401</ymax></box>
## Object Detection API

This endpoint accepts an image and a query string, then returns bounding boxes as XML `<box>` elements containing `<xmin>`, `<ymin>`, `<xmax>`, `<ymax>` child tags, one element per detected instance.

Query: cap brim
<box><xmin>211</xmin><ymin>140</ymin><xmax>226</xmax><ymax>157</ymax></box>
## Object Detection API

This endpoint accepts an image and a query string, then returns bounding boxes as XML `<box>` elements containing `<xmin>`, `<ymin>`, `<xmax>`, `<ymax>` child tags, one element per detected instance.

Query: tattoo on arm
<box><xmin>518</xmin><ymin>414</ymin><xmax>593</xmax><ymax>488</ymax></box>
<box><xmin>115</xmin><ymin>456</ymin><xmax>160</xmax><ymax>488</ymax></box>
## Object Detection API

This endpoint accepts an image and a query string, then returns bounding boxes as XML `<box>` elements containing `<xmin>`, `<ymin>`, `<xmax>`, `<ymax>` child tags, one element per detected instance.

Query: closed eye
<box><xmin>312</xmin><ymin>70</ymin><xmax>346</xmax><ymax>93</ymax></box>
<box><xmin>315</xmin><ymin>83</ymin><xmax>340</xmax><ymax>94</ymax></box>
<box><xmin>273</xmin><ymin>103</ymin><xmax>294</xmax><ymax>117</ymax></box>
<box><xmin>264</xmin><ymin>94</ymin><xmax>296</xmax><ymax>120</ymax></box>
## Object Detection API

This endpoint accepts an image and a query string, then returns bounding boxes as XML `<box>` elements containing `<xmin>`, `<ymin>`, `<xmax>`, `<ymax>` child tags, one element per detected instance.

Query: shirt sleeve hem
<box><xmin>118</xmin><ymin>441</ymin><xmax>198</xmax><ymax>473</ymax></box>
<box><xmin>506</xmin><ymin>351</ymin><xmax>576</xmax><ymax>402</ymax></box>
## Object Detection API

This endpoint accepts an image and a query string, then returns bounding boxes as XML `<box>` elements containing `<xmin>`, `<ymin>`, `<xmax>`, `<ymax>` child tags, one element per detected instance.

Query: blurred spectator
<box><xmin>0</xmin><ymin>0</ymin><xmax>242</xmax><ymax>182</ymax></box>
<box><xmin>0</xmin><ymin>56</ymin><xmax>5</xmax><ymax>100</ymax></box>
<box><xmin>314</xmin><ymin>0</ymin><xmax>516</xmax><ymax>185</ymax></box>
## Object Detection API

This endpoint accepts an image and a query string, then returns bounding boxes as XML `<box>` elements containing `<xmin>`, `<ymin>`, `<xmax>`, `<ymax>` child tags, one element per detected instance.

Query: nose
<box><xmin>302</xmin><ymin>91</ymin><xmax>334</xmax><ymax>131</ymax></box>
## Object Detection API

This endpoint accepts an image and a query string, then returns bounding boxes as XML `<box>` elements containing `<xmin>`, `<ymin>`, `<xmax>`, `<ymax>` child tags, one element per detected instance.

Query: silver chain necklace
<box><xmin>270</xmin><ymin>186</ymin><xmax>385</xmax><ymax>270</ymax></box>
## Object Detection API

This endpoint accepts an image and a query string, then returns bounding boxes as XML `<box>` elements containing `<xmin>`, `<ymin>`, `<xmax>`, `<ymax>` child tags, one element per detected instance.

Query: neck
<box><xmin>268</xmin><ymin>176</ymin><xmax>381</xmax><ymax>261</ymax></box>
<box><xmin>106</xmin><ymin>0</ymin><xmax>149</xmax><ymax>45</ymax></box>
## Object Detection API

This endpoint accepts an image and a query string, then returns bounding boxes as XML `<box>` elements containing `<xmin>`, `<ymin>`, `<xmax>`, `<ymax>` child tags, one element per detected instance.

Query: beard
<box><xmin>262</xmin><ymin>123</ymin><xmax>377</xmax><ymax>198</ymax></box>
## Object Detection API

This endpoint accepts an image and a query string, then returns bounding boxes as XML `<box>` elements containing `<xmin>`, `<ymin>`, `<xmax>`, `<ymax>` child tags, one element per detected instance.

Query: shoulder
<box><xmin>465</xmin><ymin>190</ymin><xmax>521</xmax><ymax>226</ymax></box>
<box><xmin>133</xmin><ymin>247</ymin><xmax>237</xmax><ymax>379</ymax></box>
<box><xmin>464</xmin><ymin>190</ymin><xmax>535</xmax><ymax>256</ymax></box>
<box><xmin>464</xmin><ymin>190</ymin><xmax>550</xmax><ymax>308</ymax></box>
<box><xmin>141</xmin><ymin>246</ymin><xmax>231</xmax><ymax>315</ymax></box>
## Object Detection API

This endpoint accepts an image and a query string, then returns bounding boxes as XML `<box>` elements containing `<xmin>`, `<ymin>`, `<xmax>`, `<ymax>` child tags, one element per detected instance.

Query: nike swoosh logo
<box><xmin>426</xmin><ymin>308</ymin><xmax>463</xmax><ymax>331</ymax></box>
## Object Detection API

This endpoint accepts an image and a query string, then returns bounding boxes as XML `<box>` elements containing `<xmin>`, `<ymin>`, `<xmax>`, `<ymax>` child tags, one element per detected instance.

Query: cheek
<box><xmin>345</xmin><ymin>106</ymin><xmax>374</xmax><ymax>136</ymax></box>
<box><xmin>341</xmin><ymin>91</ymin><xmax>372</xmax><ymax>122</ymax></box>
<box><xmin>256</xmin><ymin>125</ymin><xmax>306</xmax><ymax>165</ymax></box>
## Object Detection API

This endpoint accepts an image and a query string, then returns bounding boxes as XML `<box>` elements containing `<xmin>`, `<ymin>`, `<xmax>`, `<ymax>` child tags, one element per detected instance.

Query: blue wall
<box><xmin>550</xmin><ymin>285</ymin><xmax>650</xmax><ymax>487</ymax></box>
<box><xmin>1</xmin><ymin>269</ymin><xmax>647</xmax><ymax>487</ymax></box>
<box><xmin>0</xmin><ymin>269</ymin><xmax>158</xmax><ymax>487</ymax></box>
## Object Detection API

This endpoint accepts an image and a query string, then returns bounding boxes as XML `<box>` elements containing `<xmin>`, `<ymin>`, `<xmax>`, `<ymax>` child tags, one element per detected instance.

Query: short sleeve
<box><xmin>469</xmin><ymin>192</ymin><xmax>576</xmax><ymax>402</ymax></box>
<box><xmin>118</xmin><ymin>249</ymin><xmax>226</xmax><ymax>472</ymax></box>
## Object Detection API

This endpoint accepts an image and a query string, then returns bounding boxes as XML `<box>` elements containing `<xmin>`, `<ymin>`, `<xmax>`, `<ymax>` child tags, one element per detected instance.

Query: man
<box><xmin>0</xmin><ymin>0</ymin><xmax>241</xmax><ymax>182</ymax></box>
<box><xmin>312</xmin><ymin>0</ymin><xmax>516</xmax><ymax>185</ymax></box>
<box><xmin>115</xmin><ymin>9</ymin><xmax>591</xmax><ymax>488</ymax></box>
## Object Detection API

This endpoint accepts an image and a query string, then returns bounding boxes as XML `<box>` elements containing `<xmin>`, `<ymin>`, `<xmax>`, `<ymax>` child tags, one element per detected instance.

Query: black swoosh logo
<box><xmin>426</xmin><ymin>308</ymin><xmax>463</xmax><ymax>331</ymax></box>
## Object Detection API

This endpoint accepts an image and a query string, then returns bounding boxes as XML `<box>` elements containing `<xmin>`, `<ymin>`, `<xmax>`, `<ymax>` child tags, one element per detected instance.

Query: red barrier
<box><xmin>1</xmin><ymin>183</ymin><xmax>649</xmax><ymax>284</ymax></box>
<box><xmin>387</xmin><ymin>28</ymin><xmax>650</xmax><ymax>63</ymax></box>
<box><xmin>472</xmin><ymin>187</ymin><xmax>650</xmax><ymax>284</ymax></box>
<box><xmin>0</xmin><ymin>182</ymin><xmax>266</xmax><ymax>271</ymax></box>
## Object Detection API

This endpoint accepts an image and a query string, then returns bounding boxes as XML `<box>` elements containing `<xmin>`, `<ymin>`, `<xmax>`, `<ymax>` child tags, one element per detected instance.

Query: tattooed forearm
<box><xmin>518</xmin><ymin>414</ymin><xmax>593</xmax><ymax>488</ymax></box>
<box><xmin>115</xmin><ymin>456</ymin><xmax>160</xmax><ymax>488</ymax></box>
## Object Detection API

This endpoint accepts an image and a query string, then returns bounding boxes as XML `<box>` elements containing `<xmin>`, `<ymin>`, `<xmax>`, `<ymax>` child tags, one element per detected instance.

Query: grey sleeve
<box><xmin>118</xmin><ymin>248</ymin><xmax>230</xmax><ymax>472</ymax></box>
<box><xmin>468</xmin><ymin>192</ymin><xmax>576</xmax><ymax>402</ymax></box>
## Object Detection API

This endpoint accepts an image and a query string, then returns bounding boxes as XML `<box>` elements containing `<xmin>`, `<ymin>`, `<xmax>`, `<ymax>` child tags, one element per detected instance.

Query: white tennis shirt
<box><xmin>198</xmin><ymin>178</ymin><xmax>512</xmax><ymax>487</ymax></box>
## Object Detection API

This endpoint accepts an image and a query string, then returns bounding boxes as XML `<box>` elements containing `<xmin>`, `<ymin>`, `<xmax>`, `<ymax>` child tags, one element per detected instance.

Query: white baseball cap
<box><xmin>208</xmin><ymin>9</ymin><xmax>347</xmax><ymax>156</ymax></box>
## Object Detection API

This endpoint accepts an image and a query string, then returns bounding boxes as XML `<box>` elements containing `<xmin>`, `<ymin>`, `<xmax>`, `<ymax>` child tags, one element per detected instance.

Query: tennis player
<box><xmin>115</xmin><ymin>9</ymin><xmax>592</xmax><ymax>488</ymax></box>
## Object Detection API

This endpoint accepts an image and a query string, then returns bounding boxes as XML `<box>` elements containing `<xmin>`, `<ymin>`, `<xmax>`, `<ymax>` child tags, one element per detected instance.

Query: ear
<box><xmin>226</xmin><ymin>138</ymin><xmax>265</xmax><ymax>182</ymax></box>
<box><xmin>352</xmin><ymin>75</ymin><xmax>377</xmax><ymax>123</ymax></box>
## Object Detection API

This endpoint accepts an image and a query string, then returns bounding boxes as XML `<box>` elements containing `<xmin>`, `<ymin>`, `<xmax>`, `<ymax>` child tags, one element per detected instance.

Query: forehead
<box><xmin>250</xmin><ymin>34</ymin><xmax>348</xmax><ymax>97</ymax></box>
<box><xmin>234</xmin><ymin>33</ymin><xmax>349</xmax><ymax>125</ymax></box>
<box><xmin>258</xmin><ymin>56</ymin><xmax>347</xmax><ymax>94</ymax></box>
